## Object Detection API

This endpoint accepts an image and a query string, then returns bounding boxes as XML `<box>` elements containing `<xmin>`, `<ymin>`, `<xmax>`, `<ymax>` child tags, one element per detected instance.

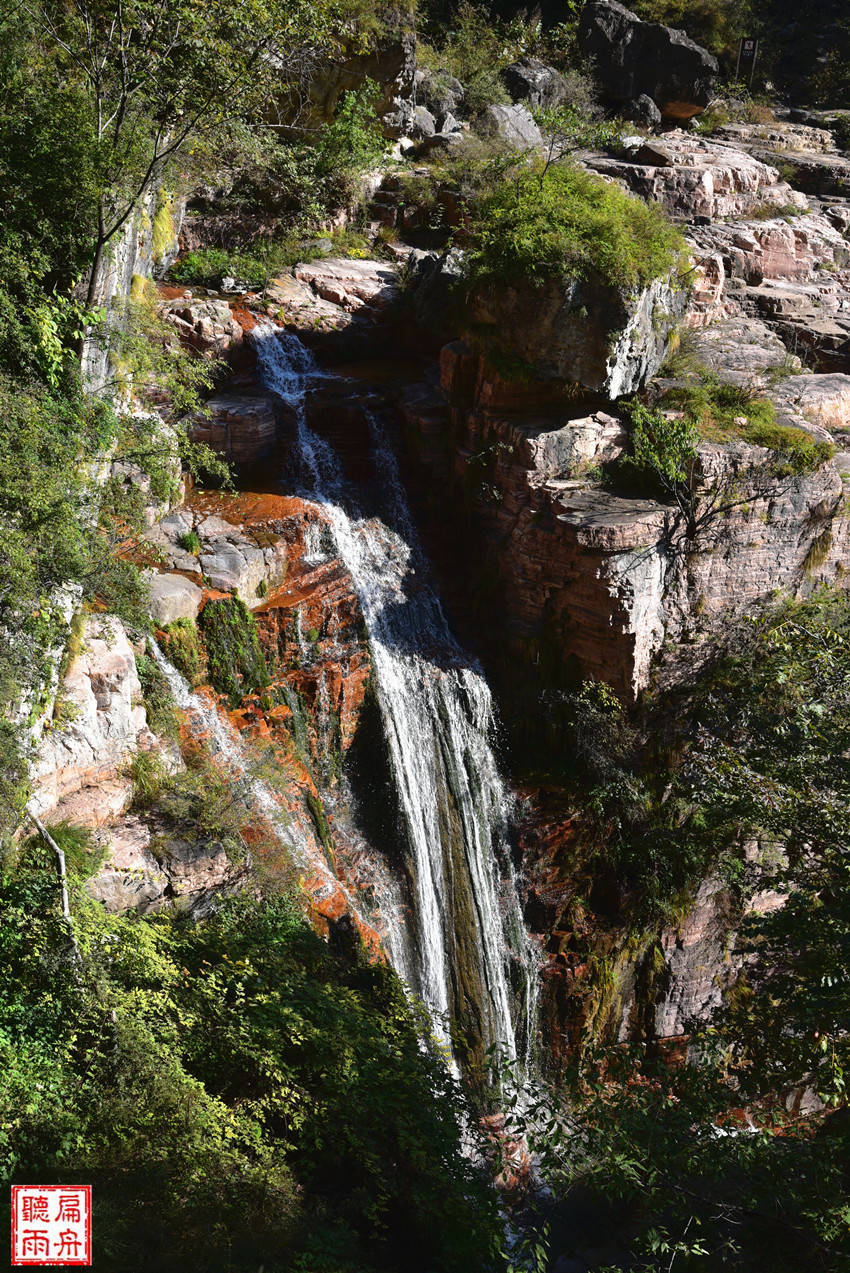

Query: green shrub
<box><xmin>463</xmin><ymin>160</ymin><xmax>686</xmax><ymax>292</ymax></box>
<box><xmin>0</xmin><ymin>841</ymin><xmax>498</xmax><ymax>1273</ymax></box>
<box><xmin>417</xmin><ymin>1</ymin><xmax>513</xmax><ymax>112</ymax></box>
<box><xmin>198</xmin><ymin>596</ymin><xmax>269</xmax><ymax>706</ymax></box>
<box><xmin>129</xmin><ymin>749</ymin><xmax>169</xmax><ymax>807</ymax></box>
<box><xmin>533</xmin><ymin>103</ymin><xmax>630</xmax><ymax>152</ymax></box>
<box><xmin>743</xmin><ymin>420</ymin><xmax>834</xmax><ymax>474</ymax></box>
<box><xmin>660</xmin><ymin>374</ymin><xmax>832</xmax><ymax>470</ymax></box>
<box><xmin>154</xmin><ymin>750</ymin><xmax>246</xmax><ymax>855</ymax></box>
<box><xmin>41</xmin><ymin>821</ymin><xmax>105</xmax><ymax>881</ymax></box>
<box><xmin>160</xmin><ymin>617</ymin><xmax>205</xmax><ymax>685</ymax></box>
<box><xmin>177</xmin><ymin>529</ymin><xmax>201</xmax><ymax>555</ymax></box>
<box><xmin>829</xmin><ymin>114</ymin><xmax>850</xmax><ymax>151</ymax></box>
<box><xmin>663</xmin><ymin>373</ymin><xmax>775</xmax><ymax>440</ymax></box>
<box><xmin>619</xmin><ymin>400</ymin><xmax>699</xmax><ymax>495</ymax></box>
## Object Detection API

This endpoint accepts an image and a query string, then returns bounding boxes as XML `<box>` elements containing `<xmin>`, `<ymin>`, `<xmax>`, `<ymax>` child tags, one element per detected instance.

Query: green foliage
<box><xmin>417</xmin><ymin>1</ymin><xmax>514</xmax><ymax>112</ymax></box>
<box><xmin>629</xmin><ymin>0</ymin><xmax>754</xmax><ymax>63</ymax></box>
<box><xmin>683</xmin><ymin>592</ymin><xmax>850</xmax><ymax>1103</ymax></box>
<box><xmin>498</xmin><ymin>1041</ymin><xmax>850</xmax><ymax>1273</ymax></box>
<box><xmin>829</xmin><ymin>114</ymin><xmax>850</xmax><ymax>151</ymax></box>
<box><xmin>136</xmin><ymin>649</ymin><xmax>179</xmax><ymax>741</ymax></box>
<box><xmin>620</xmin><ymin>399</ymin><xmax>699</xmax><ymax>495</ymax></box>
<box><xmin>160</xmin><ymin>618</ymin><xmax>205</xmax><ymax>686</ymax></box>
<box><xmin>0</xmin><ymin>839</ymin><xmax>499</xmax><ymax>1272</ymax></box>
<box><xmin>464</xmin><ymin>160</ymin><xmax>686</xmax><ymax>292</ymax></box>
<box><xmin>129</xmin><ymin>749</ymin><xmax>169</xmax><ymax>808</ymax></box>
<box><xmin>152</xmin><ymin>750</ymin><xmax>247</xmax><ymax>858</ymax></box>
<box><xmin>743</xmin><ymin>419</ymin><xmax>835</xmax><ymax>474</ymax></box>
<box><xmin>533</xmin><ymin>102</ymin><xmax>630</xmax><ymax>152</ymax></box>
<box><xmin>151</xmin><ymin>188</ymin><xmax>177</xmax><ymax>264</ymax></box>
<box><xmin>311</xmin><ymin>80</ymin><xmax>389</xmax><ymax>198</ymax></box>
<box><xmin>171</xmin><ymin>226</ymin><xmax>373</xmax><ymax>288</ymax></box>
<box><xmin>177</xmin><ymin>529</ymin><xmax>202</xmax><ymax>555</ymax></box>
<box><xmin>42</xmin><ymin>821</ymin><xmax>105</xmax><ymax>881</ymax></box>
<box><xmin>170</xmin><ymin>243</ymin><xmax>302</xmax><ymax>289</ymax></box>
<box><xmin>199</xmin><ymin>597</ymin><xmax>269</xmax><ymax>706</ymax></box>
<box><xmin>659</xmin><ymin>372</ymin><xmax>834</xmax><ymax>472</ymax></box>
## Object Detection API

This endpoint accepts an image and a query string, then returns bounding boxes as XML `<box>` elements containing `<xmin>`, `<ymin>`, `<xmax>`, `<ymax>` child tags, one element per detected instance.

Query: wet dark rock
<box><xmin>578</xmin><ymin>0</ymin><xmax>718</xmax><ymax>120</ymax></box>
<box><xmin>623</xmin><ymin>93</ymin><xmax>662</xmax><ymax>128</ymax></box>
<box><xmin>500</xmin><ymin>56</ymin><xmax>568</xmax><ymax>110</ymax></box>
<box><xmin>414</xmin><ymin>130</ymin><xmax>467</xmax><ymax>159</ymax></box>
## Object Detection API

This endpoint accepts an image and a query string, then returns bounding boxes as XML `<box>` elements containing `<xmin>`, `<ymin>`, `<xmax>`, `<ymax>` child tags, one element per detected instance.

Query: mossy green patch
<box><xmin>152</xmin><ymin>188</ymin><xmax>176</xmax><ymax>264</ymax></box>
<box><xmin>160</xmin><ymin>617</ymin><xmax>205</xmax><ymax>686</ymax></box>
<box><xmin>661</xmin><ymin>373</ymin><xmax>834</xmax><ymax>473</ymax></box>
<box><xmin>198</xmin><ymin>596</ymin><xmax>268</xmax><ymax>706</ymax></box>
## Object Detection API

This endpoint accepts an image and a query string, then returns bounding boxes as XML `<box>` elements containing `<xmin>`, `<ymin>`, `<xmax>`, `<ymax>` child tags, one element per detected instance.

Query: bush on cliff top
<box><xmin>463</xmin><ymin>160</ymin><xmax>686</xmax><ymax>292</ymax></box>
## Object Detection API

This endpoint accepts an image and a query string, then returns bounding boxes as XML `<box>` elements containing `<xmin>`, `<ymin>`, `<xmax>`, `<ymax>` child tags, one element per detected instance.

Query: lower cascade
<box><xmin>253</xmin><ymin>319</ymin><xmax>537</xmax><ymax>1070</ymax></box>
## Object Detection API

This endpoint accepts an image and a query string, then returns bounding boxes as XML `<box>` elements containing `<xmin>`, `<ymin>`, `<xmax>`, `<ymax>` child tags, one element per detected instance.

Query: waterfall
<box><xmin>253</xmin><ymin>319</ymin><xmax>537</xmax><ymax>1068</ymax></box>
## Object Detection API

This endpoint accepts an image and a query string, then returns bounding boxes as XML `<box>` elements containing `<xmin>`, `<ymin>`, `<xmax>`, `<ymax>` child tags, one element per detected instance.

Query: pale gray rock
<box><xmin>414</xmin><ymin>130</ymin><xmax>468</xmax><ymax>158</ymax></box>
<box><xmin>472</xmin><ymin>103</ymin><xmax>543</xmax><ymax>151</ymax></box>
<box><xmin>583</xmin><ymin>129</ymin><xmax>809</xmax><ymax>221</ymax></box>
<box><xmin>30</xmin><ymin>617</ymin><xmax>157</xmax><ymax>821</ymax></box>
<box><xmin>88</xmin><ymin>815</ymin><xmax>248</xmax><ymax>916</ymax></box>
<box><xmin>161</xmin><ymin>295</ymin><xmax>243</xmax><ymax>358</ymax></box>
<box><xmin>146</xmin><ymin>510</ymin><xmax>288</xmax><ymax>607</ymax></box>
<box><xmin>147</xmin><ymin>572</ymin><xmax>203</xmax><ymax>624</ymax></box>
<box><xmin>409</xmin><ymin>104</ymin><xmax>436</xmax><ymax>139</ymax></box>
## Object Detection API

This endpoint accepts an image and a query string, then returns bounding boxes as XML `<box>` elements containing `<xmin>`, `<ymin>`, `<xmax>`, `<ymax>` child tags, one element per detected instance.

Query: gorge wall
<box><xmin>30</xmin><ymin>63</ymin><xmax>850</xmax><ymax>1088</ymax></box>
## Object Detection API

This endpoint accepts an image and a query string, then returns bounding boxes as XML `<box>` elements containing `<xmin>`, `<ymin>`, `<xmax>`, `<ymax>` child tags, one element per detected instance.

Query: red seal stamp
<box><xmin>11</xmin><ymin>1186</ymin><xmax>92</xmax><ymax>1266</ymax></box>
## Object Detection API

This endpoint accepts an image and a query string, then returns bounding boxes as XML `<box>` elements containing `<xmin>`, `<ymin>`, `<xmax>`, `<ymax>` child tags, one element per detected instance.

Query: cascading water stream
<box><xmin>252</xmin><ymin>319</ymin><xmax>537</xmax><ymax>1067</ymax></box>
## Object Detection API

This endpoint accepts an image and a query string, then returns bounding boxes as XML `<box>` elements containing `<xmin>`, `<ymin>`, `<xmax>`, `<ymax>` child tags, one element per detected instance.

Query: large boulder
<box><xmin>161</xmin><ymin>295</ymin><xmax>243</xmax><ymax>358</ymax></box>
<box><xmin>297</xmin><ymin>27</ymin><xmax>416</xmax><ymax>139</ymax></box>
<box><xmin>147</xmin><ymin>572</ymin><xmax>203</xmax><ymax>624</ymax></box>
<box><xmin>472</xmin><ymin>103</ymin><xmax>543</xmax><ymax>151</ymax></box>
<box><xmin>470</xmin><ymin>267</ymin><xmax>689</xmax><ymax>398</ymax></box>
<box><xmin>414</xmin><ymin>67</ymin><xmax>465</xmax><ymax>117</ymax></box>
<box><xmin>578</xmin><ymin>0</ymin><xmax>718</xmax><ymax>120</ymax></box>
<box><xmin>500</xmin><ymin>57</ymin><xmax>568</xmax><ymax>110</ymax></box>
<box><xmin>146</xmin><ymin>509</ymin><xmax>289</xmax><ymax>607</ymax></box>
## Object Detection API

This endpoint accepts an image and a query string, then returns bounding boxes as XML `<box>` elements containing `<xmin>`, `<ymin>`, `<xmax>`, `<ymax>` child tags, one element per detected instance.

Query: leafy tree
<box><xmin>0</xmin><ymin>838</ymin><xmax>501</xmax><ymax>1272</ymax></box>
<box><xmin>14</xmin><ymin>0</ymin><xmax>337</xmax><ymax>307</ymax></box>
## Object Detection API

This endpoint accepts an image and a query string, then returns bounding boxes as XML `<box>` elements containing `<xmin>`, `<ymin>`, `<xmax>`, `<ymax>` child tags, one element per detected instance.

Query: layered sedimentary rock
<box><xmin>399</xmin><ymin>316</ymin><xmax>849</xmax><ymax>704</ymax></box>
<box><xmin>190</xmin><ymin>392</ymin><xmax>282</xmax><ymax>465</ymax></box>
<box><xmin>30</xmin><ymin>617</ymin><xmax>166</xmax><ymax>825</ymax></box>
<box><xmin>584</xmin><ymin>131</ymin><xmax>809</xmax><ymax>221</ymax></box>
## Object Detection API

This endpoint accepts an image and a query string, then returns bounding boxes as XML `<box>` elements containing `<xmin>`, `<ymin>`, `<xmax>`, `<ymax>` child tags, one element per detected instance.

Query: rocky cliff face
<box><xmin>34</xmin><ymin>99</ymin><xmax>850</xmax><ymax>1079</ymax></box>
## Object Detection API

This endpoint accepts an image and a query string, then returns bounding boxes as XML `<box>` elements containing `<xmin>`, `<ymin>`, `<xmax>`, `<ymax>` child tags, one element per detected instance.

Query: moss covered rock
<box><xmin>199</xmin><ymin>596</ymin><xmax>269</xmax><ymax>706</ymax></box>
